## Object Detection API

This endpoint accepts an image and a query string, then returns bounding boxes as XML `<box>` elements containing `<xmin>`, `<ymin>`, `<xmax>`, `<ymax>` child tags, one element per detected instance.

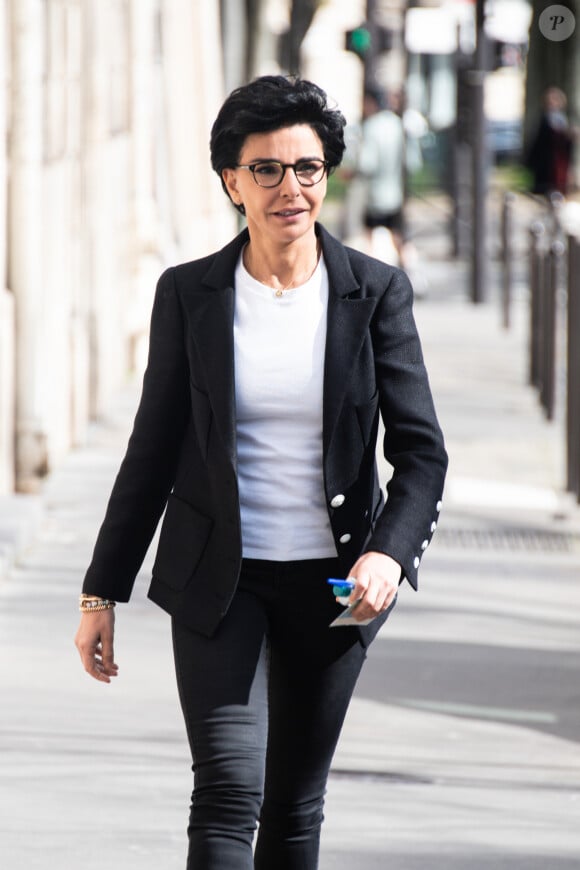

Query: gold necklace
<box><xmin>272</xmin><ymin>261</ymin><xmax>318</xmax><ymax>297</ymax></box>
<box><xmin>244</xmin><ymin>243</ymin><xmax>321</xmax><ymax>297</ymax></box>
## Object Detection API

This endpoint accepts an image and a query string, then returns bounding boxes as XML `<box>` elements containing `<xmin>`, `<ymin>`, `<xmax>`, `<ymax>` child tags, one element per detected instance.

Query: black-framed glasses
<box><xmin>236</xmin><ymin>159</ymin><xmax>328</xmax><ymax>188</ymax></box>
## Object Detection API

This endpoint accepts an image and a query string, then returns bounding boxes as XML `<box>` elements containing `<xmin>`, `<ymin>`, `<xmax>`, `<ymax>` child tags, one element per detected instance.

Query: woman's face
<box><xmin>222</xmin><ymin>124</ymin><xmax>327</xmax><ymax>249</ymax></box>
<box><xmin>544</xmin><ymin>88</ymin><xmax>566</xmax><ymax>113</ymax></box>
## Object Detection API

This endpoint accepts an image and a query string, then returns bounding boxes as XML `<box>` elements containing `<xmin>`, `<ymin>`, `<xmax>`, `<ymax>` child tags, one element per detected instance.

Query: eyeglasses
<box><xmin>235</xmin><ymin>159</ymin><xmax>328</xmax><ymax>188</ymax></box>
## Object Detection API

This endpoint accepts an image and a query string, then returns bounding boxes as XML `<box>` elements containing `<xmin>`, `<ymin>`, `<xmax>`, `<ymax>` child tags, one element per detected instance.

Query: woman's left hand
<box><xmin>344</xmin><ymin>551</ymin><xmax>402</xmax><ymax>621</ymax></box>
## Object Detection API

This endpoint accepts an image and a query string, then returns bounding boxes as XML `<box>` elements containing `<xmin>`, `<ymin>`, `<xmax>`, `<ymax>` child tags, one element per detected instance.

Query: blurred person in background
<box><xmin>526</xmin><ymin>86</ymin><xmax>579</xmax><ymax>197</ymax></box>
<box><xmin>75</xmin><ymin>74</ymin><xmax>447</xmax><ymax>870</ymax></box>
<box><xmin>355</xmin><ymin>86</ymin><xmax>407</xmax><ymax>265</ymax></box>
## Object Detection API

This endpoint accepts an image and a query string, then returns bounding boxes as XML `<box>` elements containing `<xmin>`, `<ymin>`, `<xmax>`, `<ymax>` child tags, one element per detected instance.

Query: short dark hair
<box><xmin>210</xmin><ymin>75</ymin><xmax>346</xmax><ymax>213</ymax></box>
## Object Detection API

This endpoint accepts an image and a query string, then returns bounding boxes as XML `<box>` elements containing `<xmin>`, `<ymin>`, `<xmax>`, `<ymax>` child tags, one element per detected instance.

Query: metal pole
<box><xmin>529</xmin><ymin>221</ymin><xmax>545</xmax><ymax>388</ymax></box>
<box><xmin>501</xmin><ymin>191</ymin><xmax>515</xmax><ymax>329</ymax></box>
<box><xmin>540</xmin><ymin>239</ymin><xmax>563</xmax><ymax>421</ymax></box>
<box><xmin>537</xmin><ymin>247</ymin><xmax>548</xmax><ymax>407</ymax></box>
<box><xmin>452</xmin><ymin>49</ymin><xmax>471</xmax><ymax>259</ymax></box>
<box><xmin>364</xmin><ymin>0</ymin><xmax>379</xmax><ymax>90</ymax></box>
<box><xmin>470</xmin><ymin>0</ymin><xmax>487</xmax><ymax>304</ymax></box>
<box><xmin>567</xmin><ymin>235</ymin><xmax>580</xmax><ymax>499</ymax></box>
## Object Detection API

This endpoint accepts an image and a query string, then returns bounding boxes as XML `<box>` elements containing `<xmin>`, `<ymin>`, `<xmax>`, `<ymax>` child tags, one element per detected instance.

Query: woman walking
<box><xmin>75</xmin><ymin>75</ymin><xmax>447</xmax><ymax>869</ymax></box>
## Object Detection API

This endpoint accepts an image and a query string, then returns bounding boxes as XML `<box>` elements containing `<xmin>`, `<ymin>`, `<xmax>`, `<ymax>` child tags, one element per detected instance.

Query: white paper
<box><xmin>329</xmin><ymin>600</ymin><xmax>376</xmax><ymax>627</ymax></box>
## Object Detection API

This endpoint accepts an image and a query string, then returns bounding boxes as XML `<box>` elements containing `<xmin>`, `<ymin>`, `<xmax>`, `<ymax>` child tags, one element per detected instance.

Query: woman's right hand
<box><xmin>74</xmin><ymin>608</ymin><xmax>118</xmax><ymax>683</ymax></box>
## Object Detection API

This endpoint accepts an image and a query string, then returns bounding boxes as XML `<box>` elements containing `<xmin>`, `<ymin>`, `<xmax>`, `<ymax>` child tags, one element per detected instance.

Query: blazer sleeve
<box><xmin>82</xmin><ymin>267</ymin><xmax>190</xmax><ymax>601</ymax></box>
<box><xmin>366</xmin><ymin>265</ymin><xmax>448</xmax><ymax>587</ymax></box>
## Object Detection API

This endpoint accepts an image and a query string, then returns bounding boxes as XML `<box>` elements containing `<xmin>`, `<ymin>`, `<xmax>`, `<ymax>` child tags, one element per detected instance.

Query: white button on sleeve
<box><xmin>430</xmin><ymin>521</ymin><xmax>437</xmax><ymax>533</ymax></box>
<box><xmin>330</xmin><ymin>494</ymin><xmax>345</xmax><ymax>508</ymax></box>
<box><xmin>421</xmin><ymin>539</ymin><xmax>429</xmax><ymax>551</ymax></box>
<box><xmin>413</xmin><ymin>556</ymin><xmax>420</xmax><ymax>569</ymax></box>
<box><xmin>339</xmin><ymin>533</ymin><xmax>351</xmax><ymax>544</ymax></box>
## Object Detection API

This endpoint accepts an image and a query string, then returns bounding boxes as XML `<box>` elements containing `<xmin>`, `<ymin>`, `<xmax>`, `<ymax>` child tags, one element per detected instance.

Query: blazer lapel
<box><xmin>181</xmin><ymin>231</ymin><xmax>249</xmax><ymax>466</ymax></box>
<box><xmin>318</xmin><ymin>226</ymin><xmax>378</xmax><ymax>455</ymax></box>
<box><xmin>179</xmin><ymin>225</ymin><xmax>378</xmax><ymax>465</ymax></box>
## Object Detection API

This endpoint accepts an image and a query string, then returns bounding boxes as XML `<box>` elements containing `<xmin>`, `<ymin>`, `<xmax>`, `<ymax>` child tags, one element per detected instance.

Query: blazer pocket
<box><xmin>152</xmin><ymin>494</ymin><xmax>213</xmax><ymax>591</ymax></box>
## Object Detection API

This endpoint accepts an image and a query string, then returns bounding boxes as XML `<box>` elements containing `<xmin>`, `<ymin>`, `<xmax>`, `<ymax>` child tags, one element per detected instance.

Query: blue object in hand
<box><xmin>327</xmin><ymin>578</ymin><xmax>355</xmax><ymax>597</ymax></box>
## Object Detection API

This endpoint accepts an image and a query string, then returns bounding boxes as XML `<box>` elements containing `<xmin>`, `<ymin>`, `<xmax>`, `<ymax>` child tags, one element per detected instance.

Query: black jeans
<box><xmin>171</xmin><ymin>557</ymin><xmax>371</xmax><ymax>870</ymax></box>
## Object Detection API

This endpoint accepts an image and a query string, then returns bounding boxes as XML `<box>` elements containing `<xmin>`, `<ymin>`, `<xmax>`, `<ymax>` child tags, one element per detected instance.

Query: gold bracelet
<box><xmin>79</xmin><ymin>596</ymin><xmax>116</xmax><ymax>613</ymax></box>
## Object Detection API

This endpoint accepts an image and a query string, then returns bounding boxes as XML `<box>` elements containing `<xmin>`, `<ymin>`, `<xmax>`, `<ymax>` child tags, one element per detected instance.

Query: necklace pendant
<box><xmin>275</xmin><ymin>288</ymin><xmax>284</xmax><ymax>298</ymax></box>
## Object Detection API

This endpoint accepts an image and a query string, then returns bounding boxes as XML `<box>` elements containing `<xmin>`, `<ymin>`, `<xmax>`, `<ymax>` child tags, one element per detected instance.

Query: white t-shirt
<box><xmin>233</xmin><ymin>252</ymin><xmax>337</xmax><ymax>561</ymax></box>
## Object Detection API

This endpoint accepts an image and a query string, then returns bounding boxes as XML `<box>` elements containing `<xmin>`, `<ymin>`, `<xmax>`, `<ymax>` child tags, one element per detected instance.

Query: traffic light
<box><xmin>345</xmin><ymin>23</ymin><xmax>393</xmax><ymax>59</ymax></box>
<box><xmin>345</xmin><ymin>26</ymin><xmax>372</xmax><ymax>58</ymax></box>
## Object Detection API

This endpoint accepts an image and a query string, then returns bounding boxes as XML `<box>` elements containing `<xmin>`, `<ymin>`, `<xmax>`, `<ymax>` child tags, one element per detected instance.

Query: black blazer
<box><xmin>83</xmin><ymin>224</ymin><xmax>448</xmax><ymax>638</ymax></box>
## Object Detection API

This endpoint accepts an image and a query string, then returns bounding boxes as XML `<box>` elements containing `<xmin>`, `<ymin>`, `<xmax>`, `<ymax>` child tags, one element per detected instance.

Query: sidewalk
<box><xmin>323</xmin><ymin>192</ymin><xmax>580</xmax><ymax>868</ymax></box>
<box><xmin>1</xmin><ymin>196</ymin><xmax>580</xmax><ymax>869</ymax></box>
<box><xmin>0</xmin><ymin>493</ymin><xmax>43</xmax><ymax>579</ymax></box>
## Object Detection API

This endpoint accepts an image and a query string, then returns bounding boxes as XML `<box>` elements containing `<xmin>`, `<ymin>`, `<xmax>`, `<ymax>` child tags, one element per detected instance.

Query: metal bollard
<box><xmin>501</xmin><ymin>191</ymin><xmax>515</xmax><ymax>330</ymax></box>
<box><xmin>548</xmin><ymin>190</ymin><xmax>565</xmax><ymax>236</ymax></box>
<box><xmin>566</xmin><ymin>235</ymin><xmax>580</xmax><ymax>500</ymax></box>
<box><xmin>539</xmin><ymin>239</ymin><xmax>563</xmax><ymax>421</ymax></box>
<box><xmin>529</xmin><ymin>221</ymin><xmax>545</xmax><ymax>388</ymax></box>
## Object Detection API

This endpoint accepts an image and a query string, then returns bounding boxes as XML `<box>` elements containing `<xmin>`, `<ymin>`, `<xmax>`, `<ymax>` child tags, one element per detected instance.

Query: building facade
<box><xmin>0</xmin><ymin>0</ymin><xmax>235</xmax><ymax>494</ymax></box>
